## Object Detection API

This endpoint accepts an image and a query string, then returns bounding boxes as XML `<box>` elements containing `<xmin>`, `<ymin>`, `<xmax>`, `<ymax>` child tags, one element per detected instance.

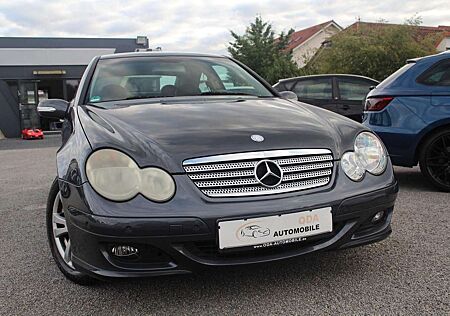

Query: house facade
<box><xmin>287</xmin><ymin>20</ymin><xmax>343</xmax><ymax>68</ymax></box>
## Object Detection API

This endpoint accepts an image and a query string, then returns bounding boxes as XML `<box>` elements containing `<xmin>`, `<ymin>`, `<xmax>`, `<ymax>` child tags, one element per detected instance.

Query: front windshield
<box><xmin>87</xmin><ymin>56</ymin><xmax>274</xmax><ymax>104</ymax></box>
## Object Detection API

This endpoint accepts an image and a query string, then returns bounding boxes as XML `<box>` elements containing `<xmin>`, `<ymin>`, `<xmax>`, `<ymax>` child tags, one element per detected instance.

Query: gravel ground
<box><xmin>0</xmin><ymin>136</ymin><xmax>449</xmax><ymax>315</ymax></box>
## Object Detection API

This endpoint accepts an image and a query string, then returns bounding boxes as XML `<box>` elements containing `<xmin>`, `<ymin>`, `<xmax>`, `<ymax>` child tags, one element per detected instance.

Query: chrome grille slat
<box><xmin>195</xmin><ymin>177</ymin><xmax>259</xmax><ymax>188</ymax></box>
<box><xmin>202</xmin><ymin>177</ymin><xmax>331</xmax><ymax>197</ymax></box>
<box><xmin>183</xmin><ymin>149</ymin><xmax>333</xmax><ymax>197</ymax></box>
<box><xmin>275</xmin><ymin>155</ymin><xmax>333</xmax><ymax>165</ymax></box>
<box><xmin>188</xmin><ymin>169</ymin><xmax>255</xmax><ymax>180</ymax></box>
<box><xmin>281</xmin><ymin>161</ymin><xmax>333</xmax><ymax>173</ymax></box>
<box><xmin>282</xmin><ymin>169</ymin><xmax>332</xmax><ymax>181</ymax></box>
<box><xmin>183</xmin><ymin>161</ymin><xmax>256</xmax><ymax>172</ymax></box>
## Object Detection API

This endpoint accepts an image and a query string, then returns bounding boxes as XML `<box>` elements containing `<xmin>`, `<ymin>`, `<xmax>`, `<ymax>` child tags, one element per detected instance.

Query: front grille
<box><xmin>183</xmin><ymin>149</ymin><xmax>334</xmax><ymax>197</ymax></box>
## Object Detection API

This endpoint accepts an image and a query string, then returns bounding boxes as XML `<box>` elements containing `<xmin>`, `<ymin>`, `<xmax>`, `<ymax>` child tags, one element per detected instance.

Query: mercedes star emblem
<box><xmin>254</xmin><ymin>160</ymin><xmax>283</xmax><ymax>187</ymax></box>
<box><xmin>251</xmin><ymin>134</ymin><xmax>264</xmax><ymax>142</ymax></box>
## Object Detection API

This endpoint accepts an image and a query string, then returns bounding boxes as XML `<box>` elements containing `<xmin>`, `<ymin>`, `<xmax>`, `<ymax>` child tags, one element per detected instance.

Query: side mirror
<box><xmin>279</xmin><ymin>91</ymin><xmax>298</xmax><ymax>101</ymax></box>
<box><xmin>37</xmin><ymin>99</ymin><xmax>69</xmax><ymax>119</ymax></box>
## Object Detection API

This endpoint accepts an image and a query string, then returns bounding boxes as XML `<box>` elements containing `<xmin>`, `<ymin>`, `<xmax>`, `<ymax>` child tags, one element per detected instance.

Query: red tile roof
<box><xmin>285</xmin><ymin>20</ymin><xmax>341</xmax><ymax>51</ymax></box>
<box><xmin>347</xmin><ymin>22</ymin><xmax>450</xmax><ymax>47</ymax></box>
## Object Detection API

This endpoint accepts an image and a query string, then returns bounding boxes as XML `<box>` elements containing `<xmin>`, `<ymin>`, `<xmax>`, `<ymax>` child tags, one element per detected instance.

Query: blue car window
<box><xmin>417</xmin><ymin>59</ymin><xmax>450</xmax><ymax>86</ymax></box>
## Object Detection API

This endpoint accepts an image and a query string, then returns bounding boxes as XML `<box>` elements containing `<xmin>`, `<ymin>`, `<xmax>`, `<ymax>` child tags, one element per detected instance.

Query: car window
<box><xmin>283</xmin><ymin>81</ymin><xmax>296</xmax><ymax>90</ymax></box>
<box><xmin>198</xmin><ymin>73</ymin><xmax>210</xmax><ymax>93</ymax></box>
<box><xmin>417</xmin><ymin>59</ymin><xmax>450</xmax><ymax>86</ymax></box>
<box><xmin>88</xmin><ymin>56</ymin><xmax>273</xmax><ymax>104</ymax></box>
<box><xmin>160</xmin><ymin>75</ymin><xmax>176</xmax><ymax>88</ymax></box>
<box><xmin>338</xmin><ymin>78</ymin><xmax>373</xmax><ymax>101</ymax></box>
<box><xmin>292</xmin><ymin>78</ymin><xmax>332</xmax><ymax>100</ymax></box>
<box><xmin>211</xmin><ymin>65</ymin><xmax>257</xmax><ymax>94</ymax></box>
<box><xmin>377</xmin><ymin>63</ymin><xmax>415</xmax><ymax>89</ymax></box>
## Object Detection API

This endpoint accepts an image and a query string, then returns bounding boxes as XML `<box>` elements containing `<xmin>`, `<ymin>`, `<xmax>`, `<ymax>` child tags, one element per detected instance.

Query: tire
<box><xmin>419</xmin><ymin>129</ymin><xmax>450</xmax><ymax>192</ymax></box>
<box><xmin>46</xmin><ymin>178</ymin><xmax>95</xmax><ymax>285</ymax></box>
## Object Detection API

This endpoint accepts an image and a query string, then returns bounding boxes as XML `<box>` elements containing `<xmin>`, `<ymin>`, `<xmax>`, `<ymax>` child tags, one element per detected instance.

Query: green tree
<box><xmin>309</xmin><ymin>18</ymin><xmax>438</xmax><ymax>81</ymax></box>
<box><xmin>228</xmin><ymin>16</ymin><xmax>300</xmax><ymax>84</ymax></box>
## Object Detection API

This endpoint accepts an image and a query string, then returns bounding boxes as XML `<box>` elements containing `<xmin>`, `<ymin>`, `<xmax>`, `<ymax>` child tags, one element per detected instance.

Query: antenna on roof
<box><xmin>356</xmin><ymin>16</ymin><xmax>361</xmax><ymax>32</ymax></box>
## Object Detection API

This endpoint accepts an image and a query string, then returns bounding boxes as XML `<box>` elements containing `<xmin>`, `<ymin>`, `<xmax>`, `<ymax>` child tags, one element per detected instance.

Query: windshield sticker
<box><xmin>90</xmin><ymin>96</ymin><xmax>101</xmax><ymax>102</ymax></box>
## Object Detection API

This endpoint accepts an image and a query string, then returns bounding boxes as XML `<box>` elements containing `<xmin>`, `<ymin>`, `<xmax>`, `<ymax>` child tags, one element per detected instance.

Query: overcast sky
<box><xmin>0</xmin><ymin>0</ymin><xmax>449</xmax><ymax>54</ymax></box>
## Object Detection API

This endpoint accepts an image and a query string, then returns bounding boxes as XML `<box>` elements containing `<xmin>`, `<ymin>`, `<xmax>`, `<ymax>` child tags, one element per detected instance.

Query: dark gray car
<box><xmin>37</xmin><ymin>53</ymin><xmax>397</xmax><ymax>284</ymax></box>
<box><xmin>273</xmin><ymin>74</ymin><xmax>379</xmax><ymax>122</ymax></box>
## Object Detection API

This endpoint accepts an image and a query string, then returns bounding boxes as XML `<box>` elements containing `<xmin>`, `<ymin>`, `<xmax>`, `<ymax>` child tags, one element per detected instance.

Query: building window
<box><xmin>66</xmin><ymin>80</ymin><xmax>80</xmax><ymax>101</ymax></box>
<box><xmin>19</xmin><ymin>82</ymin><xmax>36</xmax><ymax>105</ymax></box>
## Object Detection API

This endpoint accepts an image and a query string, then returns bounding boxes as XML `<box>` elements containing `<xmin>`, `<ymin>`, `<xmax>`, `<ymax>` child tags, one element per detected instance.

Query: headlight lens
<box><xmin>341</xmin><ymin>152</ymin><xmax>365</xmax><ymax>181</ymax></box>
<box><xmin>342</xmin><ymin>132</ymin><xmax>388</xmax><ymax>181</ymax></box>
<box><xmin>86</xmin><ymin>149</ymin><xmax>175</xmax><ymax>202</ymax></box>
<box><xmin>140</xmin><ymin>168</ymin><xmax>176</xmax><ymax>202</ymax></box>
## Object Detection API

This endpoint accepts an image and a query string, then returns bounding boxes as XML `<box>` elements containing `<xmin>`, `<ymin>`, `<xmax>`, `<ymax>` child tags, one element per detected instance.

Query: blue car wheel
<box><xmin>419</xmin><ymin>129</ymin><xmax>450</xmax><ymax>191</ymax></box>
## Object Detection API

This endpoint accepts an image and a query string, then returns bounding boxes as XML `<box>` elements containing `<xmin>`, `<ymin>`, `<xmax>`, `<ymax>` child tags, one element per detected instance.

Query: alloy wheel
<box><xmin>52</xmin><ymin>192</ymin><xmax>74</xmax><ymax>269</ymax></box>
<box><xmin>425</xmin><ymin>132</ymin><xmax>450</xmax><ymax>188</ymax></box>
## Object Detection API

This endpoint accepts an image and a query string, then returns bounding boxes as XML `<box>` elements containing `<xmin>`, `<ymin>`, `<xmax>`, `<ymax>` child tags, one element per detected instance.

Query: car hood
<box><xmin>78</xmin><ymin>97</ymin><xmax>363</xmax><ymax>173</ymax></box>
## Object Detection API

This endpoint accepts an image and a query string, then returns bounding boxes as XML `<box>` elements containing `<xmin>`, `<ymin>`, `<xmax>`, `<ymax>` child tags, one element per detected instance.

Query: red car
<box><xmin>21</xmin><ymin>128</ymin><xmax>44</xmax><ymax>139</ymax></box>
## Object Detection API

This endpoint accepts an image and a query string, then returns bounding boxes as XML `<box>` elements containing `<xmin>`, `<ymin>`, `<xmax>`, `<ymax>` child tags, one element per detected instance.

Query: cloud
<box><xmin>0</xmin><ymin>0</ymin><xmax>448</xmax><ymax>54</ymax></box>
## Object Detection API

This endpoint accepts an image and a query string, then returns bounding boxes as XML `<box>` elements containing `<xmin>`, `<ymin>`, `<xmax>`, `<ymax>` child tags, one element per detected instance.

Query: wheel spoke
<box><xmin>427</xmin><ymin>162</ymin><xmax>447</xmax><ymax>168</ymax></box>
<box><xmin>54</xmin><ymin>226</ymin><xmax>68</xmax><ymax>238</ymax></box>
<box><xmin>427</xmin><ymin>152</ymin><xmax>446</xmax><ymax>159</ymax></box>
<box><xmin>444</xmin><ymin>135</ymin><xmax>450</xmax><ymax>156</ymax></box>
<box><xmin>53</xmin><ymin>213</ymin><xmax>66</xmax><ymax>225</ymax></box>
<box><xmin>53</xmin><ymin>192</ymin><xmax>62</xmax><ymax>213</ymax></box>
<box><xmin>64</xmin><ymin>240</ymin><xmax>72</xmax><ymax>263</ymax></box>
<box><xmin>51</xmin><ymin>191</ymin><xmax>75</xmax><ymax>269</ymax></box>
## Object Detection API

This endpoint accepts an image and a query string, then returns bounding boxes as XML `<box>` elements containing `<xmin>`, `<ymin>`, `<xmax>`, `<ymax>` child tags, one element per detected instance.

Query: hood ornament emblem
<box><xmin>254</xmin><ymin>160</ymin><xmax>283</xmax><ymax>187</ymax></box>
<box><xmin>251</xmin><ymin>134</ymin><xmax>264</xmax><ymax>142</ymax></box>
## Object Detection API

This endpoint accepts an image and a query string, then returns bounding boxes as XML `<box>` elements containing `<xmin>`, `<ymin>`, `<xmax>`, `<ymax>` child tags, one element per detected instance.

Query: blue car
<box><xmin>363</xmin><ymin>51</ymin><xmax>450</xmax><ymax>191</ymax></box>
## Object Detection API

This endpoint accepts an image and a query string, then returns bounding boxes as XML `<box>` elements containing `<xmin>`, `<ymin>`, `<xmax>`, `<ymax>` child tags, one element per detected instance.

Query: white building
<box><xmin>286</xmin><ymin>20</ymin><xmax>343</xmax><ymax>68</ymax></box>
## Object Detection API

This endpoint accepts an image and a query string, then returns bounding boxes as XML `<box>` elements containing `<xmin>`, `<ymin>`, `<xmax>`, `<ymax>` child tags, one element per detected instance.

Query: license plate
<box><xmin>218</xmin><ymin>207</ymin><xmax>332</xmax><ymax>250</ymax></box>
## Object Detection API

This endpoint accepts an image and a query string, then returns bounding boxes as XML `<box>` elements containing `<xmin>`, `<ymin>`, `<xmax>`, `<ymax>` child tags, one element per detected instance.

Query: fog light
<box><xmin>371</xmin><ymin>211</ymin><xmax>385</xmax><ymax>223</ymax></box>
<box><xmin>111</xmin><ymin>245</ymin><xmax>139</xmax><ymax>257</ymax></box>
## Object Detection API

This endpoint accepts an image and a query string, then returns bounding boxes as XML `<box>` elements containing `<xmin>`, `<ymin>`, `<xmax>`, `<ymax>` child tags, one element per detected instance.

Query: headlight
<box><xmin>140</xmin><ymin>168</ymin><xmax>176</xmax><ymax>202</ymax></box>
<box><xmin>341</xmin><ymin>132</ymin><xmax>388</xmax><ymax>181</ymax></box>
<box><xmin>86</xmin><ymin>149</ymin><xmax>175</xmax><ymax>202</ymax></box>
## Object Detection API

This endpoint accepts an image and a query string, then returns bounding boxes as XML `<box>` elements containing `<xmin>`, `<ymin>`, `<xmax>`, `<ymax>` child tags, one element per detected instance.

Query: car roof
<box><xmin>100</xmin><ymin>51</ymin><xmax>226</xmax><ymax>60</ymax></box>
<box><xmin>407</xmin><ymin>50</ymin><xmax>450</xmax><ymax>64</ymax></box>
<box><xmin>277</xmin><ymin>74</ymin><xmax>379</xmax><ymax>83</ymax></box>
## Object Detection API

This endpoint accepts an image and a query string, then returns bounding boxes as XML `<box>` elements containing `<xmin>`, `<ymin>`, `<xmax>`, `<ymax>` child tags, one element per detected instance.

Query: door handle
<box><xmin>341</xmin><ymin>105</ymin><xmax>350</xmax><ymax>110</ymax></box>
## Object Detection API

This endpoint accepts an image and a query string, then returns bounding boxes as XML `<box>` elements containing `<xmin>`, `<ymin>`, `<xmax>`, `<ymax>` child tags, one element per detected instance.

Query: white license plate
<box><xmin>218</xmin><ymin>207</ymin><xmax>332</xmax><ymax>250</ymax></box>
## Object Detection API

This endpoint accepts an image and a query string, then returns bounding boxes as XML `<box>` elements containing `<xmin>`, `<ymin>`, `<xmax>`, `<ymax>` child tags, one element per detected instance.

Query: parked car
<box><xmin>363</xmin><ymin>51</ymin><xmax>450</xmax><ymax>191</ymax></box>
<box><xmin>273</xmin><ymin>74</ymin><xmax>379</xmax><ymax>122</ymax></box>
<box><xmin>38</xmin><ymin>52</ymin><xmax>397</xmax><ymax>284</ymax></box>
<box><xmin>21</xmin><ymin>128</ymin><xmax>43</xmax><ymax>139</ymax></box>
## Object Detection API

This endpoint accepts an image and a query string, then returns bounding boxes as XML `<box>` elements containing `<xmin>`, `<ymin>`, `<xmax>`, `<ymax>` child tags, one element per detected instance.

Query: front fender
<box><xmin>56</xmin><ymin>106</ymin><xmax>92</xmax><ymax>186</ymax></box>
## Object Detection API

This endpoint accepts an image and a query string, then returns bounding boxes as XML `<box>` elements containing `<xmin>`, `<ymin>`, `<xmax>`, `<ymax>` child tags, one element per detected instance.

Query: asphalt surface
<box><xmin>0</xmin><ymin>136</ymin><xmax>449</xmax><ymax>315</ymax></box>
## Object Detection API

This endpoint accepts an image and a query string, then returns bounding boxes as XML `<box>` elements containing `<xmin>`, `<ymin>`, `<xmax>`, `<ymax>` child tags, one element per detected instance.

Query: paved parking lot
<box><xmin>0</xmin><ymin>136</ymin><xmax>449</xmax><ymax>315</ymax></box>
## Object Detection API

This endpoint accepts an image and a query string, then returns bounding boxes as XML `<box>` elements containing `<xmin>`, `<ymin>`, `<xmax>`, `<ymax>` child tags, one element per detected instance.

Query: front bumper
<box><xmin>63</xmin><ymin>180</ymin><xmax>398</xmax><ymax>279</ymax></box>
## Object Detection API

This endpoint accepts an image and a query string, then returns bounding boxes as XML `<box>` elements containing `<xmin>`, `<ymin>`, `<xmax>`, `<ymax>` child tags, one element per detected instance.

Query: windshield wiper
<box><xmin>124</xmin><ymin>95</ymin><xmax>163</xmax><ymax>100</ymax></box>
<box><xmin>200</xmin><ymin>91</ymin><xmax>256</xmax><ymax>96</ymax></box>
<box><xmin>200</xmin><ymin>92</ymin><xmax>275</xmax><ymax>98</ymax></box>
<box><xmin>86</xmin><ymin>103</ymin><xmax>107</xmax><ymax>109</ymax></box>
